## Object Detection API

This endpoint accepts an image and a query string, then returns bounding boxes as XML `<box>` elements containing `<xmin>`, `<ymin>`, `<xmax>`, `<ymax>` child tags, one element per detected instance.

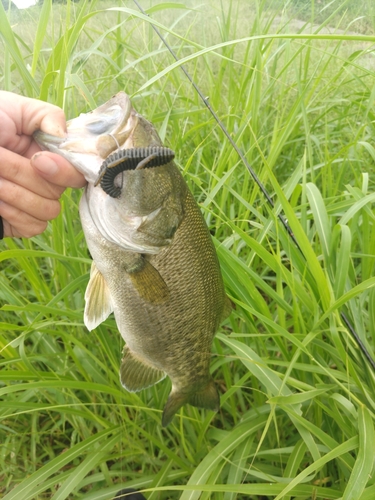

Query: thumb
<box><xmin>31</xmin><ymin>152</ymin><xmax>87</xmax><ymax>189</ymax></box>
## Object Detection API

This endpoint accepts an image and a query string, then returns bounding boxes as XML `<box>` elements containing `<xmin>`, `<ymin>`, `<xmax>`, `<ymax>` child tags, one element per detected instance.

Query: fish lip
<box><xmin>33</xmin><ymin>130</ymin><xmax>67</xmax><ymax>151</ymax></box>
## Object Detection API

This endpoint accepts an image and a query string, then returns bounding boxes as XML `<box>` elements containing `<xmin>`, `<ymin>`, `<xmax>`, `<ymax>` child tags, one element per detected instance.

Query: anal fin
<box><xmin>120</xmin><ymin>346</ymin><xmax>166</xmax><ymax>392</ymax></box>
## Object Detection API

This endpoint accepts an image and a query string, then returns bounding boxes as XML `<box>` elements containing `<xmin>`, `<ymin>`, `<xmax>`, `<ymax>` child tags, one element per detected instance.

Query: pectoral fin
<box><xmin>84</xmin><ymin>262</ymin><xmax>113</xmax><ymax>331</ymax></box>
<box><xmin>120</xmin><ymin>347</ymin><xmax>166</xmax><ymax>391</ymax></box>
<box><xmin>129</xmin><ymin>259</ymin><xmax>170</xmax><ymax>304</ymax></box>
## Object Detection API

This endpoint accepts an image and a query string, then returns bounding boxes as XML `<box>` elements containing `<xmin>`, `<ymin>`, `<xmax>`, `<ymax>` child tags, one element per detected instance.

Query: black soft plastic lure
<box><xmin>95</xmin><ymin>146</ymin><xmax>175</xmax><ymax>198</ymax></box>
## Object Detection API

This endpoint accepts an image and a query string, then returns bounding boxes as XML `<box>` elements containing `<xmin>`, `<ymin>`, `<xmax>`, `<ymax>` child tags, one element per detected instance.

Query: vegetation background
<box><xmin>1</xmin><ymin>0</ymin><xmax>375</xmax><ymax>498</ymax></box>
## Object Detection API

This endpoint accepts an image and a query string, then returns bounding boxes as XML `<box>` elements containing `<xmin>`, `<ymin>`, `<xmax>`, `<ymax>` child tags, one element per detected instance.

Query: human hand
<box><xmin>0</xmin><ymin>91</ymin><xmax>86</xmax><ymax>239</ymax></box>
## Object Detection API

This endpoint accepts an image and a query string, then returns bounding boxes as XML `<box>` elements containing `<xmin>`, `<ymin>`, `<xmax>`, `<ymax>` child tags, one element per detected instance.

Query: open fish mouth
<box><xmin>35</xmin><ymin>93</ymin><xmax>133</xmax><ymax>155</ymax></box>
<box><xmin>34</xmin><ymin>93</ymin><xmax>137</xmax><ymax>183</ymax></box>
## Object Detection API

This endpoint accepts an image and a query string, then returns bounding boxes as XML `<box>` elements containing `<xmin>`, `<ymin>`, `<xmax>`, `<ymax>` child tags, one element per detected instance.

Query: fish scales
<box><xmin>34</xmin><ymin>92</ymin><xmax>231</xmax><ymax>426</ymax></box>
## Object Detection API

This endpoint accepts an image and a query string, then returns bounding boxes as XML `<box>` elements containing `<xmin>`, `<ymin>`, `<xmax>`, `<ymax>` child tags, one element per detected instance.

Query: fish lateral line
<box><xmin>95</xmin><ymin>146</ymin><xmax>175</xmax><ymax>198</ymax></box>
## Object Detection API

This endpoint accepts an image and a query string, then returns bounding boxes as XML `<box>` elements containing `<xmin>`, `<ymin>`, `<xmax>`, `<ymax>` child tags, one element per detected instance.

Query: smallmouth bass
<box><xmin>34</xmin><ymin>92</ymin><xmax>231</xmax><ymax>426</ymax></box>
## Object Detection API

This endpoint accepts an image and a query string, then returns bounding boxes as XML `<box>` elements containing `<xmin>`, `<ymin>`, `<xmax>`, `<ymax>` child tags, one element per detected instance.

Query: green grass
<box><xmin>1</xmin><ymin>0</ymin><xmax>375</xmax><ymax>498</ymax></box>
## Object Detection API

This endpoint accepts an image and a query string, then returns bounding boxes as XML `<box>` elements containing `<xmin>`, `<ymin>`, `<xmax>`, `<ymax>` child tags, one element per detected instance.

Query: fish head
<box><xmin>34</xmin><ymin>92</ymin><xmax>186</xmax><ymax>254</ymax></box>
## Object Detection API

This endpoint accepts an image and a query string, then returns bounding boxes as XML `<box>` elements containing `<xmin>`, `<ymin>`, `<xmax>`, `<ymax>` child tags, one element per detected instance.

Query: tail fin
<box><xmin>162</xmin><ymin>379</ymin><xmax>220</xmax><ymax>427</ymax></box>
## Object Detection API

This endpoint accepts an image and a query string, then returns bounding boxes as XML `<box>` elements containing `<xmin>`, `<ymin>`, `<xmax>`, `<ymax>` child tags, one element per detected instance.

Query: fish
<box><xmin>34</xmin><ymin>92</ymin><xmax>232</xmax><ymax>426</ymax></box>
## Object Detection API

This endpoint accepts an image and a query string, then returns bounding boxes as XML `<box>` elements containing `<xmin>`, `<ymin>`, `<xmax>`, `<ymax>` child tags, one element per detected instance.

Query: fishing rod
<box><xmin>132</xmin><ymin>0</ymin><xmax>299</xmax><ymax>251</ymax></box>
<box><xmin>132</xmin><ymin>0</ymin><xmax>375</xmax><ymax>373</ymax></box>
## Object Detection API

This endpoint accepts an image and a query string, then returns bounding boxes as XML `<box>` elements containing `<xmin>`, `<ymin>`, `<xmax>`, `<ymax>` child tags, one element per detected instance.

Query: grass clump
<box><xmin>1</xmin><ymin>0</ymin><xmax>375</xmax><ymax>498</ymax></box>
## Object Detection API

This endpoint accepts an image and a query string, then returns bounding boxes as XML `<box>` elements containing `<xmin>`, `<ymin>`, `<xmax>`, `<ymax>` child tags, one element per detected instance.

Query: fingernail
<box><xmin>32</xmin><ymin>153</ymin><xmax>59</xmax><ymax>176</ymax></box>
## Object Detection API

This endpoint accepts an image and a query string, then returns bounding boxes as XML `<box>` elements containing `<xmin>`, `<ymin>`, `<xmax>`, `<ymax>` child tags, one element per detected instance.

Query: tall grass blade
<box><xmin>342</xmin><ymin>406</ymin><xmax>375</xmax><ymax>500</ymax></box>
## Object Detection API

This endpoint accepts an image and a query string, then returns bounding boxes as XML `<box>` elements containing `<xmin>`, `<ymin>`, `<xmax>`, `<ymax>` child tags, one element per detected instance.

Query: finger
<box><xmin>0</xmin><ymin>147</ymin><xmax>64</xmax><ymax>199</ymax></box>
<box><xmin>12</xmin><ymin>92</ymin><xmax>67</xmax><ymax>138</ymax></box>
<box><xmin>31</xmin><ymin>152</ymin><xmax>87</xmax><ymax>189</ymax></box>
<box><xmin>0</xmin><ymin>92</ymin><xmax>67</xmax><ymax>150</ymax></box>
<box><xmin>0</xmin><ymin>178</ymin><xmax>61</xmax><ymax>222</ymax></box>
<box><xmin>0</xmin><ymin>201</ymin><xmax>49</xmax><ymax>239</ymax></box>
<box><xmin>0</xmin><ymin>92</ymin><xmax>67</xmax><ymax>157</ymax></box>
<box><xmin>38</xmin><ymin>108</ymin><xmax>67</xmax><ymax>137</ymax></box>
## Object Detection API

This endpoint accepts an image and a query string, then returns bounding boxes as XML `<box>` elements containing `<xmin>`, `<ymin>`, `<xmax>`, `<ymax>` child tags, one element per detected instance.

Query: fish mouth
<box><xmin>33</xmin><ymin>92</ymin><xmax>136</xmax><ymax>182</ymax></box>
